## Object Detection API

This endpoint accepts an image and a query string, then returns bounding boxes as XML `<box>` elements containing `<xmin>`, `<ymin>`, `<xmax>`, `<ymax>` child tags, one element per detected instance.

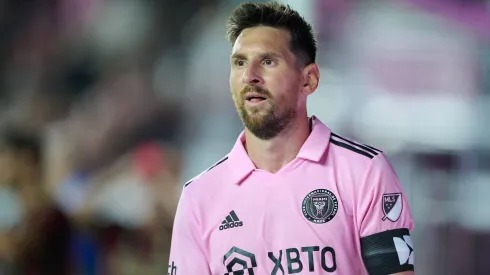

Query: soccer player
<box><xmin>168</xmin><ymin>2</ymin><xmax>415</xmax><ymax>275</ymax></box>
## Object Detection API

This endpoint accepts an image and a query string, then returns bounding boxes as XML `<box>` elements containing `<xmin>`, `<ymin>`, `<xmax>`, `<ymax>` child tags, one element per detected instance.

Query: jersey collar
<box><xmin>227</xmin><ymin>131</ymin><xmax>256</xmax><ymax>185</ymax></box>
<box><xmin>227</xmin><ymin>115</ymin><xmax>331</xmax><ymax>185</ymax></box>
<box><xmin>296</xmin><ymin>116</ymin><xmax>331</xmax><ymax>161</ymax></box>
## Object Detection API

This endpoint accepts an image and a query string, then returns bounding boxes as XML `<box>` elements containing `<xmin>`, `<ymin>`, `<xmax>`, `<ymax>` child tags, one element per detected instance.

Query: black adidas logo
<box><xmin>219</xmin><ymin>210</ymin><xmax>243</xmax><ymax>231</ymax></box>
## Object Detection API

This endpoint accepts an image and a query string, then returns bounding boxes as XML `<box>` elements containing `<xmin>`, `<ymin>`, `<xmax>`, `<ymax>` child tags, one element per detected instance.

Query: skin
<box><xmin>229</xmin><ymin>26</ymin><xmax>414</xmax><ymax>275</ymax></box>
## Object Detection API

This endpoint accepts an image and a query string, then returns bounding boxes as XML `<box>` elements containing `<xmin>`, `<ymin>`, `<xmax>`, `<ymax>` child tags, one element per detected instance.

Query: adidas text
<box><xmin>220</xmin><ymin>221</ymin><xmax>243</xmax><ymax>231</ymax></box>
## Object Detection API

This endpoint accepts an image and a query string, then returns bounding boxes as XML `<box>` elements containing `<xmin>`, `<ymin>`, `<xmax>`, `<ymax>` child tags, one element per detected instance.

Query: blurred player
<box><xmin>0</xmin><ymin>128</ymin><xmax>70</xmax><ymax>275</ymax></box>
<box><xmin>169</xmin><ymin>2</ymin><xmax>414</xmax><ymax>274</ymax></box>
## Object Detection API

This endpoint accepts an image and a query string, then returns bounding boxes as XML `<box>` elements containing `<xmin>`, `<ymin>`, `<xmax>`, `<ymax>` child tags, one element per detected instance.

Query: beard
<box><xmin>233</xmin><ymin>85</ymin><xmax>296</xmax><ymax>140</ymax></box>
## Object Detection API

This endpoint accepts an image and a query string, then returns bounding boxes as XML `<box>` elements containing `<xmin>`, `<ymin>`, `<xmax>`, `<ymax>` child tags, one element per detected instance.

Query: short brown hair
<box><xmin>226</xmin><ymin>1</ymin><xmax>317</xmax><ymax>66</ymax></box>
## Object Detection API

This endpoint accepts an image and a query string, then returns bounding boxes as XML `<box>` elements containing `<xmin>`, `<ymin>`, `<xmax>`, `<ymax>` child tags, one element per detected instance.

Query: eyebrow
<box><xmin>230</xmin><ymin>51</ymin><xmax>283</xmax><ymax>61</ymax></box>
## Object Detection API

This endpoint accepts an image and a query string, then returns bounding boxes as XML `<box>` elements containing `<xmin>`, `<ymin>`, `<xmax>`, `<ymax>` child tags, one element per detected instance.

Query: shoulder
<box><xmin>173</xmin><ymin>156</ymin><xmax>230</xmax><ymax>224</ymax></box>
<box><xmin>182</xmin><ymin>155</ymin><xmax>230</xmax><ymax>191</ymax></box>
<box><xmin>329</xmin><ymin>132</ymin><xmax>383</xmax><ymax>160</ymax></box>
<box><xmin>327</xmin><ymin>132</ymin><xmax>393</xmax><ymax>176</ymax></box>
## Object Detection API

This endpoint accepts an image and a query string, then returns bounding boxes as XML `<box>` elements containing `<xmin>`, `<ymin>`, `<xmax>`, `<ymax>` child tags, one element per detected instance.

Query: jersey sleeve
<box><xmin>357</xmin><ymin>153</ymin><xmax>415</xmax><ymax>275</ymax></box>
<box><xmin>168</xmin><ymin>190</ymin><xmax>211</xmax><ymax>274</ymax></box>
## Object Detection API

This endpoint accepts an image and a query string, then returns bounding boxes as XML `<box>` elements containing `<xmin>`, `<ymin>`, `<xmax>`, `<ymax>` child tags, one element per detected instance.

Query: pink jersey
<box><xmin>169</xmin><ymin>116</ymin><xmax>414</xmax><ymax>275</ymax></box>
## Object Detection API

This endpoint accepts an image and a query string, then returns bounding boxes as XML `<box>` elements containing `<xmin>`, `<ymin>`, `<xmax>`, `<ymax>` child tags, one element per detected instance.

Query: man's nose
<box><xmin>242</xmin><ymin>64</ymin><xmax>264</xmax><ymax>85</ymax></box>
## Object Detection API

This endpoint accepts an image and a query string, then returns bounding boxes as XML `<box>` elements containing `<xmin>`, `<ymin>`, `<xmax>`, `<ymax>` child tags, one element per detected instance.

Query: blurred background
<box><xmin>0</xmin><ymin>0</ymin><xmax>488</xmax><ymax>274</ymax></box>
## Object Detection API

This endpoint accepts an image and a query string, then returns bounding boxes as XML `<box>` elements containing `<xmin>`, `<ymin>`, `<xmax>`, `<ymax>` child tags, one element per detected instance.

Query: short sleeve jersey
<box><xmin>168</xmin><ymin>116</ymin><xmax>414</xmax><ymax>275</ymax></box>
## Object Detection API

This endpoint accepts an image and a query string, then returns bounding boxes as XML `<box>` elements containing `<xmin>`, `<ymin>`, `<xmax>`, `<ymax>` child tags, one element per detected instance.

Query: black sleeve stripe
<box><xmin>184</xmin><ymin>156</ymin><xmax>229</xmax><ymax>188</ymax></box>
<box><xmin>330</xmin><ymin>139</ymin><xmax>374</xmax><ymax>159</ymax></box>
<box><xmin>364</xmin><ymin>143</ymin><xmax>382</xmax><ymax>153</ymax></box>
<box><xmin>331</xmin><ymin>133</ymin><xmax>381</xmax><ymax>156</ymax></box>
<box><xmin>361</xmin><ymin>228</ymin><xmax>414</xmax><ymax>275</ymax></box>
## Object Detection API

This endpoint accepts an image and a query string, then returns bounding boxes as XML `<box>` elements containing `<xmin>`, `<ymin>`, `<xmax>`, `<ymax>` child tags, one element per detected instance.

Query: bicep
<box><xmin>357</xmin><ymin>154</ymin><xmax>415</xmax><ymax>275</ymax></box>
<box><xmin>358</xmin><ymin>153</ymin><xmax>414</xmax><ymax>237</ymax></box>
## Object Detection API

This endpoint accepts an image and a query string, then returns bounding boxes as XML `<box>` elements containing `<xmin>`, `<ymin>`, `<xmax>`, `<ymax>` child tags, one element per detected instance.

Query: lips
<box><xmin>245</xmin><ymin>92</ymin><xmax>267</xmax><ymax>101</ymax></box>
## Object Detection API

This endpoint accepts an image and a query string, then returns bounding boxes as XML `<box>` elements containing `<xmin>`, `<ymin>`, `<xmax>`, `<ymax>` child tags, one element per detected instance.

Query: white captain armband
<box><xmin>360</xmin><ymin>228</ymin><xmax>414</xmax><ymax>275</ymax></box>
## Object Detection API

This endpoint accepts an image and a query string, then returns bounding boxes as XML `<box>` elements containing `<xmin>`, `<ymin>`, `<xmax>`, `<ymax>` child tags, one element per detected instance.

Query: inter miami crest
<box><xmin>382</xmin><ymin>193</ymin><xmax>403</xmax><ymax>222</ymax></box>
<box><xmin>302</xmin><ymin>189</ymin><xmax>338</xmax><ymax>224</ymax></box>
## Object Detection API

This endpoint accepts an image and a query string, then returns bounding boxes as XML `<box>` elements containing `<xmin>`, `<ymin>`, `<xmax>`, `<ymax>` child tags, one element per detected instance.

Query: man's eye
<box><xmin>235</xmin><ymin>60</ymin><xmax>245</xmax><ymax>66</ymax></box>
<box><xmin>263</xmin><ymin>59</ymin><xmax>275</xmax><ymax>66</ymax></box>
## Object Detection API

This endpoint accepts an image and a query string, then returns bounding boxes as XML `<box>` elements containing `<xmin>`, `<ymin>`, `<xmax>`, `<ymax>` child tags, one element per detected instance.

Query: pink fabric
<box><xmin>169</xmin><ymin>116</ymin><xmax>413</xmax><ymax>274</ymax></box>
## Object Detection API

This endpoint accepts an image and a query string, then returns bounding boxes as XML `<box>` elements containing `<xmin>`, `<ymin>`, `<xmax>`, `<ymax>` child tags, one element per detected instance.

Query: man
<box><xmin>169</xmin><ymin>2</ymin><xmax>414</xmax><ymax>275</ymax></box>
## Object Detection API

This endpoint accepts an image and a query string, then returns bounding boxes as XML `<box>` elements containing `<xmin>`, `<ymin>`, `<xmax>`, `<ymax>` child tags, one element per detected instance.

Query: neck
<box><xmin>245</xmin><ymin>114</ymin><xmax>310</xmax><ymax>173</ymax></box>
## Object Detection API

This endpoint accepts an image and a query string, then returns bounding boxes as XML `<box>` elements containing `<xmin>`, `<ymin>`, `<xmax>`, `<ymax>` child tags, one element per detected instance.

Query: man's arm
<box><xmin>392</xmin><ymin>272</ymin><xmax>414</xmax><ymax>275</ymax></box>
<box><xmin>168</xmin><ymin>189</ymin><xmax>211</xmax><ymax>274</ymax></box>
<box><xmin>357</xmin><ymin>153</ymin><xmax>415</xmax><ymax>275</ymax></box>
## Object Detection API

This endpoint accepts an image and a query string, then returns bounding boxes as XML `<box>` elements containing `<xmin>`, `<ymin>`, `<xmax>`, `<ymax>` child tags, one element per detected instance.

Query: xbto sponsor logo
<box><xmin>268</xmin><ymin>246</ymin><xmax>337</xmax><ymax>274</ymax></box>
<box><xmin>223</xmin><ymin>246</ymin><xmax>337</xmax><ymax>274</ymax></box>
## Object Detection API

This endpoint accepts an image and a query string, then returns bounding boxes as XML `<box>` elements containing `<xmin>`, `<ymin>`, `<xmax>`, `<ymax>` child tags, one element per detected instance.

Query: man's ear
<box><xmin>301</xmin><ymin>63</ymin><xmax>320</xmax><ymax>96</ymax></box>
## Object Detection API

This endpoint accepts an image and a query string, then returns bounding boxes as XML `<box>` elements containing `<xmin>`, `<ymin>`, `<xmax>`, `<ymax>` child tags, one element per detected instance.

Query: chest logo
<box><xmin>302</xmin><ymin>189</ymin><xmax>338</xmax><ymax>224</ymax></box>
